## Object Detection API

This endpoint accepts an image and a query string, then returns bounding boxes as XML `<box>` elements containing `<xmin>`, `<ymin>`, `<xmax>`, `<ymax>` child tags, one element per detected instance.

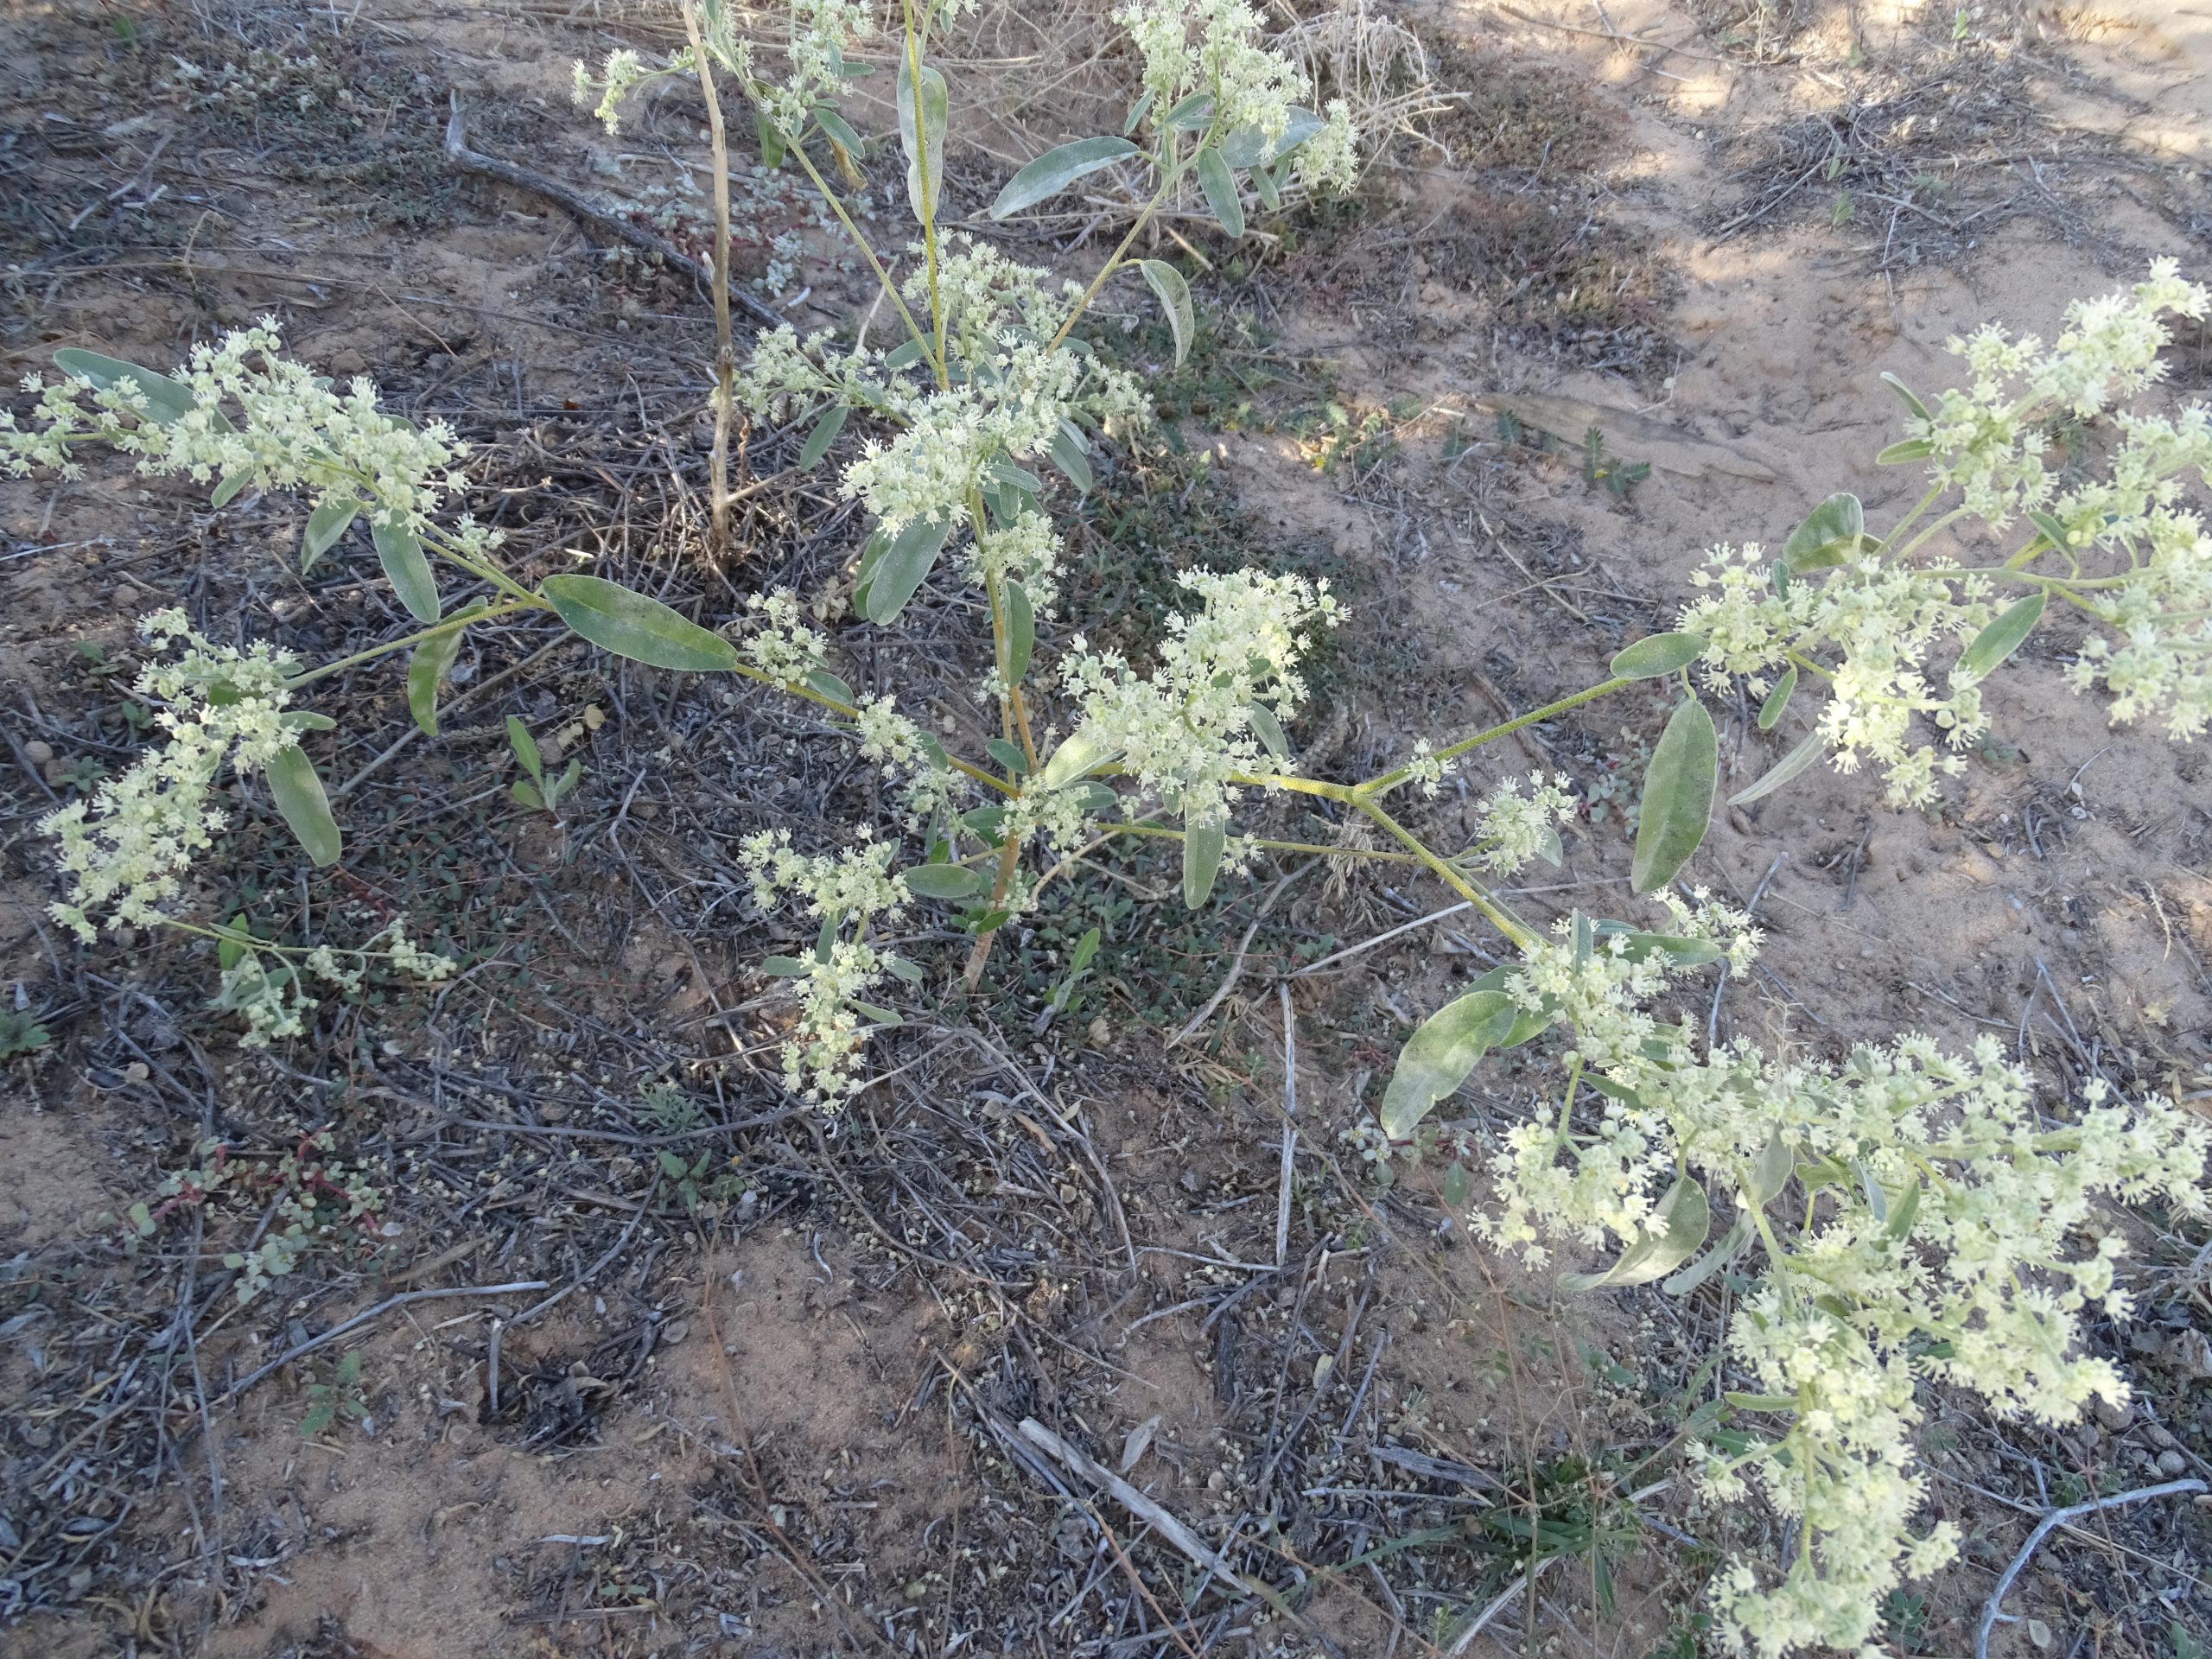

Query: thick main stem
<box><xmin>682</xmin><ymin>2</ymin><xmax>737</xmax><ymax>558</ymax></box>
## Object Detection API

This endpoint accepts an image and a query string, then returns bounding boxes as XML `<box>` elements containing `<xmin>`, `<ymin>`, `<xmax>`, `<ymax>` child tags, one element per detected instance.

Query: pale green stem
<box><xmin>283</xmin><ymin>599</ymin><xmax>541</xmax><ymax>691</ymax></box>
<box><xmin>1351</xmin><ymin>796</ymin><xmax>1535</xmax><ymax>951</ymax></box>
<box><xmin>1357</xmin><ymin>677</ymin><xmax>1637</xmax><ymax>798</ymax></box>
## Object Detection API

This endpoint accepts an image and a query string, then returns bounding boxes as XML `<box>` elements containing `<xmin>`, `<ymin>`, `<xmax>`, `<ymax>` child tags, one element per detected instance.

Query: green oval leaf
<box><xmin>1953</xmin><ymin>590</ymin><xmax>2045</xmax><ymax>688</ymax></box>
<box><xmin>1748</xmin><ymin>1131</ymin><xmax>1796</xmax><ymax>1207</ymax></box>
<box><xmin>861</xmin><ymin>516</ymin><xmax>953</xmax><ymax>626</ymax></box>
<box><xmin>1630</xmin><ymin>699</ymin><xmax>1716</xmax><ymax>894</ymax></box>
<box><xmin>1662</xmin><ymin>1214</ymin><xmax>1752</xmax><ymax>1296</ymax></box>
<box><xmin>990</xmin><ymin>135</ymin><xmax>1140</xmax><ymax>219</ymax></box>
<box><xmin>372</xmin><ymin>520</ymin><xmax>440</xmax><ymax>624</ymax></box>
<box><xmin>1877</xmin><ymin>437</ymin><xmax>1936</xmax><ymax>465</ymax></box>
<box><xmin>984</xmin><ymin>737</ymin><xmax>1028</xmax><ymax>774</ymax></box>
<box><xmin>405</xmin><ymin>608</ymin><xmax>479</xmax><ymax>737</ymax></box>
<box><xmin>1559</xmin><ymin>1175</ymin><xmax>1711</xmax><ymax>1292</ymax></box>
<box><xmin>813</xmin><ymin>105</ymin><xmax>862</xmax><ymax>156</ymax></box>
<box><xmin>1380</xmin><ymin>989</ymin><xmax>1516</xmax><ymax>1141</ymax></box>
<box><xmin>542</xmin><ymin>574</ymin><xmax>740</xmax><ymax>671</ymax></box>
<box><xmin>265</xmin><ymin>744</ymin><xmax>341</xmax><ymax>867</ymax></box>
<box><xmin>1138</xmin><ymin>260</ymin><xmax>1193</xmax><ymax>368</ymax></box>
<box><xmin>1728</xmin><ymin>727</ymin><xmax>1827</xmax><ymax>806</ymax></box>
<box><xmin>53</xmin><ymin>348</ymin><xmax>207</xmax><ymax>427</ymax></box>
<box><xmin>2024</xmin><ymin>510</ymin><xmax>2070</xmax><ymax>553</ymax></box>
<box><xmin>1004</xmin><ymin>579</ymin><xmax>1035</xmax><ymax>685</ymax></box>
<box><xmin>1609</xmin><ymin>631</ymin><xmax>1707</xmax><ymax>681</ymax></box>
<box><xmin>1783</xmin><ymin>493</ymin><xmax>1864</xmax><ymax>572</ymax></box>
<box><xmin>1878</xmin><ymin>371</ymin><xmax>1929</xmax><ymax>422</ymax></box>
<box><xmin>903</xmin><ymin>864</ymin><xmax>984</xmax><ymax>899</ymax></box>
<box><xmin>1050</xmin><ymin>419</ymin><xmax>1093</xmax><ymax>493</ymax></box>
<box><xmin>798</xmin><ymin>404</ymin><xmax>849</xmax><ymax>469</ymax></box>
<box><xmin>1757</xmin><ymin>665</ymin><xmax>1796</xmax><ymax>731</ymax></box>
<box><xmin>762</xmin><ymin>955</ymin><xmax>810</xmax><ymax>976</ymax></box>
<box><xmin>896</xmin><ymin>59</ymin><xmax>948</xmax><ymax>226</ymax></box>
<box><xmin>1466</xmin><ymin>964</ymin><xmax>1554</xmax><ymax>1049</ymax></box>
<box><xmin>805</xmin><ymin>668</ymin><xmax>855</xmax><ymax>704</ymax></box>
<box><xmin>212</xmin><ymin>470</ymin><xmax>251</xmax><ymax>508</ymax></box>
<box><xmin>1195</xmin><ymin>146</ymin><xmax>1243</xmax><ymax>238</ymax></box>
<box><xmin>1181</xmin><ymin>813</ymin><xmax>1226</xmax><ymax>910</ymax></box>
<box><xmin>1252</xmin><ymin>160</ymin><xmax>1281</xmax><ymax>212</ymax></box>
<box><xmin>1245</xmin><ymin>702</ymin><xmax>1287</xmax><ymax>761</ymax></box>
<box><xmin>302</xmin><ymin>498</ymin><xmax>362</xmax><ymax>573</ymax></box>
<box><xmin>1039</xmin><ymin>724</ymin><xmax>1121</xmax><ymax>790</ymax></box>
<box><xmin>1614</xmin><ymin>932</ymin><xmax>1726</xmax><ymax>968</ymax></box>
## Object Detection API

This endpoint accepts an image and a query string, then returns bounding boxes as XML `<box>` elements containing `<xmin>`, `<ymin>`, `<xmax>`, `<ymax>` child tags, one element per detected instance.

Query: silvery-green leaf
<box><xmin>1783</xmin><ymin>493</ymin><xmax>1864</xmax><ymax>572</ymax></box>
<box><xmin>53</xmin><ymin>348</ymin><xmax>229</xmax><ymax>429</ymax></box>
<box><xmin>1004</xmin><ymin>580</ymin><xmax>1034</xmax><ymax>684</ymax></box>
<box><xmin>1879</xmin><ymin>371</ymin><xmax>1929</xmax><ymax>421</ymax></box>
<box><xmin>1729</xmin><ymin>727</ymin><xmax>1826</xmax><ymax>806</ymax></box>
<box><xmin>1748</xmin><ymin>1131</ymin><xmax>1795</xmax><ymax>1205</ymax></box>
<box><xmin>985</xmin><ymin>455</ymin><xmax>1043</xmax><ymax>493</ymax></box>
<box><xmin>2025</xmin><ymin>510</ymin><xmax>2070</xmax><ymax>553</ymax></box>
<box><xmin>543</xmin><ymin>575</ymin><xmax>740</xmax><ymax>671</ymax></box>
<box><xmin>1181</xmin><ymin>814</ymin><xmax>1225</xmax><ymax>909</ymax></box>
<box><xmin>1138</xmin><ymin>260</ymin><xmax>1193</xmax><ymax>367</ymax></box>
<box><xmin>1380</xmin><ymin>989</ymin><xmax>1516</xmax><ymax>1141</ymax></box>
<box><xmin>1630</xmin><ymin>699</ymin><xmax>1716</xmax><ymax>893</ymax></box>
<box><xmin>1123</xmin><ymin>90</ymin><xmax>1154</xmax><ymax>136</ymax></box>
<box><xmin>798</xmin><ymin>404</ymin><xmax>849</xmax><ymax>469</ymax></box>
<box><xmin>1245</xmin><ymin>702</ymin><xmax>1287</xmax><ymax>761</ymax></box>
<box><xmin>1609</xmin><ymin>631</ymin><xmax>1707</xmax><ymax>681</ymax></box>
<box><xmin>896</xmin><ymin>59</ymin><xmax>948</xmax><ymax>226</ymax></box>
<box><xmin>1662</xmin><ymin>1214</ymin><xmax>1752</xmax><ymax>1296</ymax></box>
<box><xmin>266</xmin><ymin>744</ymin><xmax>341</xmax><ymax>867</ymax></box>
<box><xmin>813</xmin><ymin>105</ymin><xmax>861</xmax><ymax>155</ymax></box>
<box><xmin>1878</xmin><ymin>437</ymin><xmax>1935</xmax><ymax>465</ymax></box>
<box><xmin>1195</xmin><ymin>146</ymin><xmax>1243</xmax><ymax>237</ymax></box>
<box><xmin>1039</xmin><ymin>724</ymin><xmax>1120</xmax><ymax>790</ymax></box>
<box><xmin>990</xmin><ymin>135</ymin><xmax>1139</xmax><ymax>219</ymax></box>
<box><xmin>860</xmin><ymin>516</ymin><xmax>953</xmax><ymax>625</ymax></box>
<box><xmin>1161</xmin><ymin>92</ymin><xmax>1212</xmax><ymax>130</ymax></box>
<box><xmin>212</xmin><ymin>470</ymin><xmax>250</xmax><ymax>508</ymax></box>
<box><xmin>1757</xmin><ymin>665</ymin><xmax>1796</xmax><ymax>731</ymax></box>
<box><xmin>985</xmin><ymin>737</ymin><xmax>1027</xmax><ymax>773</ymax></box>
<box><xmin>372</xmin><ymin>520</ymin><xmax>439</xmax><ymax>624</ymax></box>
<box><xmin>754</xmin><ymin>105</ymin><xmax>785</xmax><ymax>168</ymax></box>
<box><xmin>903</xmin><ymin>864</ymin><xmax>984</xmax><ymax>899</ymax></box>
<box><xmin>302</xmin><ymin>498</ymin><xmax>362</xmax><ymax>572</ymax></box>
<box><xmin>1251</xmin><ymin>162</ymin><xmax>1281</xmax><ymax>211</ymax></box>
<box><xmin>1269</xmin><ymin>106</ymin><xmax>1326</xmax><ymax>159</ymax></box>
<box><xmin>1952</xmin><ymin>591</ymin><xmax>2045</xmax><ymax>687</ymax></box>
<box><xmin>805</xmin><ymin>668</ymin><xmax>855</xmax><ymax>704</ymax></box>
<box><xmin>1050</xmin><ymin>421</ymin><xmax>1093</xmax><ymax>493</ymax></box>
<box><xmin>1559</xmin><ymin>1176</ymin><xmax>1711</xmax><ymax>1292</ymax></box>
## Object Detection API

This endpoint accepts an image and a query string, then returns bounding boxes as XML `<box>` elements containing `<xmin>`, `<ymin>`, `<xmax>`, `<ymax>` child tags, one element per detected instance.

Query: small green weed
<box><xmin>0</xmin><ymin>1006</ymin><xmax>51</xmax><ymax>1058</ymax></box>
<box><xmin>507</xmin><ymin>716</ymin><xmax>582</xmax><ymax>815</ymax></box>
<box><xmin>300</xmin><ymin>1349</ymin><xmax>370</xmax><ymax>1437</ymax></box>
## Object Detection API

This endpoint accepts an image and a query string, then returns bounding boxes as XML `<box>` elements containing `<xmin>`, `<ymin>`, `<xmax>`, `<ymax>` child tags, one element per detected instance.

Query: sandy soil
<box><xmin>3</xmin><ymin>0</ymin><xmax>2210</xmax><ymax>1655</ymax></box>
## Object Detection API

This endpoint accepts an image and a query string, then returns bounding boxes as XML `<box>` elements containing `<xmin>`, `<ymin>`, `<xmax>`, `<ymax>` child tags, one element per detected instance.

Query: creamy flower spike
<box><xmin>575</xmin><ymin>0</ymin><xmax>872</xmax><ymax>139</ymax></box>
<box><xmin>42</xmin><ymin>613</ymin><xmax>300</xmax><ymax>942</ymax></box>
<box><xmin>1476</xmin><ymin>903</ymin><xmax>2208</xmax><ymax>1659</ymax></box>
<box><xmin>1117</xmin><ymin>0</ymin><xmax>1358</xmax><ymax>190</ymax></box>
<box><xmin>1058</xmin><ymin>569</ymin><xmax>1341</xmax><ymax>829</ymax></box>
<box><xmin>1470</xmin><ymin>772</ymin><xmax>1574</xmax><ymax>873</ymax></box>
<box><xmin>3</xmin><ymin>323</ymin><xmax>467</xmax><ymax>532</ymax></box>
<box><xmin>1683</xmin><ymin>264</ymin><xmax>2212</xmax><ymax>790</ymax></box>
<box><xmin>739</xmin><ymin>832</ymin><xmax>914</xmax><ymax>1100</ymax></box>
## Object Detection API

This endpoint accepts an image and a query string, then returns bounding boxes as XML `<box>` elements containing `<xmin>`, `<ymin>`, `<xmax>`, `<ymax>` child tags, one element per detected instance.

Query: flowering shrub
<box><xmin>7</xmin><ymin>1</ymin><xmax>2209</xmax><ymax>1652</ymax></box>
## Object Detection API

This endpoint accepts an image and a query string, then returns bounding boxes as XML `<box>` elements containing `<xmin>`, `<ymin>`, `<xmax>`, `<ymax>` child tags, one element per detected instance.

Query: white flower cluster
<box><xmin>4</xmin><ymin>323</ymin><xmax>467</xmax><ymax>533</ymax></box>
<box><xmin>1117</xmin><ymin>0</ymin><xmax>1359</xmax><ymax>191</ymax></box>
<box><xmin>1681</xmin><ymin>546</ymin><xmax>1993</xmax><ymax>806</ymax></box>
<box><xmin>854</xmin><ymin>694</ymin><xmax>962</xmax><ymax>823</ymax></box>
<box><xmin>1682</xmin><ymin>265</ymin><xmax>2212</xmax><ymax>789</ymax></box>
<box><xmin>741</xmin><ymin>830</ymin><xmax>910</xmax><ymax>1100</ymax></box>
<box><xmin>1468</xmin><ymin>771</ymin><xmax>1573</xmax><ymax>873</ymax></box>
<box><xmin>1469</xmin><ymin>905</ymin><xmax>2208</xmax><ymax>1659</ymax></box>
<box><xmin>213</xmin><ymin>922</ymin><xmax>456</xmax><ymax>1047</ymax></box>
<box><xmin>1058</xmin><ymin>569</ymin><xmax>1340</xmax><ymax>829</ymax></box>
<box><xmin>743</xmin><ymin>238</ymin><xmax>1147</xmax><ymax>538</ymax></box>
<box><xmin>43</xmin><ymin>612</ymin><xmax>301</xmax><ymax>942</ymax></box>
<box><xmin>1399</xmin><ymin>737</ymin><xmax>1455</xmax><ymax>798</ymax></box>
<box><xmin>741</xmin><ymin>588</ymin><xmax>831</xmax><ymax>684</ymax></box>
<box><xmin>575</xmin><ymin>0</ymin><xmax>872</xmax><ymax>139</ymax></box>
